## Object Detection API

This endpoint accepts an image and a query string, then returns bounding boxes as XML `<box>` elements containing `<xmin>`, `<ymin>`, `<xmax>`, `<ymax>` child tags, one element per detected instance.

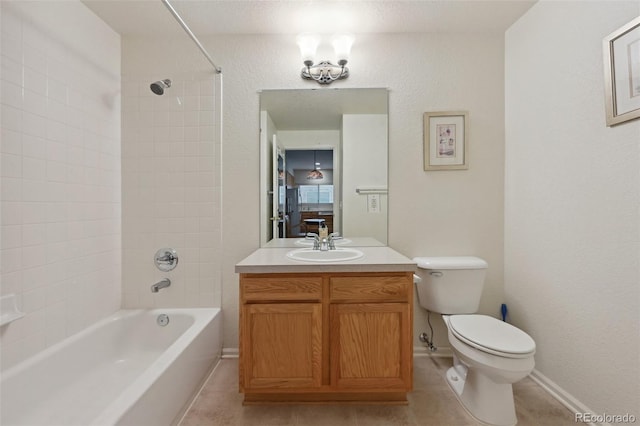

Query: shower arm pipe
<box><xmin>161</xmin><ymin>0</ymin><xmax>222</xmax><ymax>74</ymax></box>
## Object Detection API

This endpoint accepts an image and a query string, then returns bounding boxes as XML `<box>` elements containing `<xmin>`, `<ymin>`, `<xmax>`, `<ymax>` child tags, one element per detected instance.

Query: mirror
<box><xmin>260</xmin><ymin>88</ymin><xmax>388</xmax><ymax>247</ymax></box>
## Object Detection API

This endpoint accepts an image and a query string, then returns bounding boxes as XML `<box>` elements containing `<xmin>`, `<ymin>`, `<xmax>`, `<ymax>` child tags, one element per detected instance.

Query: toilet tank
<box><xmin>413</xmin><ymin>256</ymin><xmax>488</xmax><ymax>314</ymax></box>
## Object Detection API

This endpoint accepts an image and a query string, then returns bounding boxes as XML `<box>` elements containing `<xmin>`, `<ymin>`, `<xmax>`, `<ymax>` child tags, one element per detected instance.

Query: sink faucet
<box><xmin>306</xmin><ymin>232</ymin><xmax>343</xmax><ymax>251</ymax></box>
<box><xmin>151</xmin><ymin>278</ymin><xmax>171</xmax><ymax>293</ymax></box>
<box><xmin>305</xmin><ymin>232</ymin><xmax>330</xmax><ymax>251</ymax></box>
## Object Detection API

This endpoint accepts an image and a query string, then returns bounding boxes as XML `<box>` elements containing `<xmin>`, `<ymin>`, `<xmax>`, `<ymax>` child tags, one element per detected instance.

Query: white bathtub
<box><xmin>1</xmin><ymin>308</ymin><xmax>222</xmax><ymax>426</ymax></box>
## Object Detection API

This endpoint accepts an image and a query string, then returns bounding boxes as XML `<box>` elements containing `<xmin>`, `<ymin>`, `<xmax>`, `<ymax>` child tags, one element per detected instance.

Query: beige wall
<box><xmin>197</xmin><ymin>33</ymin><xmax>507</xmax><ymax>351</ymax></box>
<box><xmin>505</xmin><ymin>1</ymin><xmax>640</xmax><ymax>417</ymax></box>
<box><xmin>0</xmin><ymin>1</ymin><xmax>121</xmax><ymax>370</ymax></box>
<box><xmin>342</xmin><ymin>114</ymin><xmax>388</xmax><ymax>244</ymax></box>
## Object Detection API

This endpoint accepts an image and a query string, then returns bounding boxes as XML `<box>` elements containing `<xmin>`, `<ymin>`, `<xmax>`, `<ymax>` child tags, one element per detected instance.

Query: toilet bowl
<box><xmin>413</xmin><ymin>257</ymin><xmax>536</xmax><ymax>426</ymax></box>
<box><xmin>443</xmin><ymin>314</ymin><xmax>535</xmax><ymax>426</ymax></box>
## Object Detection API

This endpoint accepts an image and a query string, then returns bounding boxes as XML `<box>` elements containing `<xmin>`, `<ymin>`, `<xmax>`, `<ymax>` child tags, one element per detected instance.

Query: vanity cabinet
<box><xmin>240</xmin><ymin>276</ymin><xmax>323</xmax><ymax>390</ymax></box>
<box><xmin>239</xmin><ymin>271</ymin><xmax>413</xmax><ymax>404</ymax></box>
<box><xmin>329</xmin><ymin>276</ymin><xmax>412</xmax><ymax>391</ymax></box>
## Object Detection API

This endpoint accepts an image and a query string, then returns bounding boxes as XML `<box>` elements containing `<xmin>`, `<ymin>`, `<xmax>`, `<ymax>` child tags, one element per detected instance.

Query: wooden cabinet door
<box><xmin>330</xmin><ymin>303</ymin><xmax>411</xmax><ymax>390</ymax></box>
<box><xmin>242</xmin><ymin>303</ymin><xmax>322</xmax><ymax>390</ymax></box>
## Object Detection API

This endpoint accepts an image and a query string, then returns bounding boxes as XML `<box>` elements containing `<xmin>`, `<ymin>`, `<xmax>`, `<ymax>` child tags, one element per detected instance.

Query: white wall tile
<box><xmin>0</xmin><ymin>0</ymin><xmax>121</xmax><ymax>371</ymax></box>
<box><xmin>1</xmin><ymin>36</ymin><xmax>22</xmax><ymax>65</ymax></box>
<box><xmin>1</xmin><ymin>247</ymin><xmax>22</xmax><ymax>273</ymax></box>
<box><xmin>1</xmin><ymin>225</ymin><xmax>22</xmax><ymax>249</ymax></box>
<box><xmin>22</xmin><ymin>224</ymin><xmax>46</xmax><ymax>247</ymax></box>
<box><xmin>1</xmin><ymin>81</ymin><xmax>23</xmax><ymax>109</ymax></box>
<box><xmin>1</xmin><ymin>57</ymin><xmax>23</xmax><ymax>87</ymax></box>
<box><xmin>22</xmin><ymin>157</ymin><xmax>46</xmax><ymax>181</ymax></box>
<box><xmin>121</xmin><ymin>74</ymin><xmax>221</xmax><ymax>310</ymax></box>
<box><xmin>1</xmin><ymin>177</ymin><xmax>22</xmax><ymax>201</ymax></box>
<box><xmin>1</xmin><ymin>104</ymin><xmax>23</xmax><ymax>132</ymax></box>
<box><xmin>1</xmin><ymin>153</ymin><xmax>22</xmax><ymax>178</ymax></box>
<box><xmin>23</xmin><ymin>67</ymin><xmax>47</xmax><ymax>96</ymax></box>
<box><xmin>21</xmin><ymin>135</ymin><xmax>46</xmax><ymax>159</ymax></box>
<box><xmin>1</xmin><ymin>129</ymin><xmax>22</xmax><ymax>156</ymax></box>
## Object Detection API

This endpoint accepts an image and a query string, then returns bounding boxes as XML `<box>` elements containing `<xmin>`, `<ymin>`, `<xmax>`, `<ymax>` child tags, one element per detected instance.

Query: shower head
<box><xmin>150</xmin><ymin>79</ymin><xmax>172</xmax><ymax>95</ymax></box>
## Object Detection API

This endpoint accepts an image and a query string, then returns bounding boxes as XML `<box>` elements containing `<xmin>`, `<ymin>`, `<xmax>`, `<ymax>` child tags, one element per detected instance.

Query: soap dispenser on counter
<box><xmin>319</xmin><ymin>222</ymin><xmax>328</xmax><ymax>240</ymax></box>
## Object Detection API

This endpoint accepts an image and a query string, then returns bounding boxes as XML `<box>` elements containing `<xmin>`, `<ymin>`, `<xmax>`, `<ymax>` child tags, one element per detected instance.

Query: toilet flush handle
<box><xmin>429</xmin><ymin>271</ymin><xmax>443</xmax><ymax>277</ymax></box>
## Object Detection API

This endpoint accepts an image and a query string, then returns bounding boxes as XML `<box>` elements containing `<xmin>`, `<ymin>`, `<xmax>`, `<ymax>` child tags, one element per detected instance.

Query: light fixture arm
<box><xmin>301</xmin><ymin>60</ymin><xmax>350</xmax><ymax>85</ymax></box>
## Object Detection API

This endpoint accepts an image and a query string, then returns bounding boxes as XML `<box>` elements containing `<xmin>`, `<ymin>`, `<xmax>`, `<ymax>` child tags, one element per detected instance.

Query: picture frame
<box><xmin>603</xmin><ymin>16</ymin><xmax>640</xmax><ymax>126</ymax></box>
<box><xmin>423</xmin><ymin>111</ymin><xmax>468</xmax><ymax>171</ymax></box>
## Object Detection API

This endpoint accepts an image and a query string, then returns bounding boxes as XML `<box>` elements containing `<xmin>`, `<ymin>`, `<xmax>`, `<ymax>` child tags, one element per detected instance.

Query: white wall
<box><xmin>120</xmin><ymin>39</ymin><xmax>222</xmax><ymax>309</ymax></box>
<box><xmin>0</xmin><ymin>1</ymin><xmax>121</xmax><ymax>370</ymax></box>
<box><xmin>199</xmin><ymin>33</ymin><xmax>506</xmax><ymax>351</ymax></box>
<box><xmin>259</xmin><ymin>110</ymin><xmax>276</xmax><ymax>245</ymax></box>
<box><xmin>342</xmin><ymin>114</ymin><xmax>388</xmax><ymax>244</ymax></box>
<box><xmin>505</xmin><ymin>1</ymin><xmax>640</xmax><ymax>417</ymax></box>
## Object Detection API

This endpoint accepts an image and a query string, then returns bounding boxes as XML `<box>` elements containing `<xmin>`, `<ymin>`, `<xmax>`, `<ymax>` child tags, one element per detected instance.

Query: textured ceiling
<box><xmin>82</xmin><ymin>0</ymin><xmax>536</xmax><ymax>37</ymax></box>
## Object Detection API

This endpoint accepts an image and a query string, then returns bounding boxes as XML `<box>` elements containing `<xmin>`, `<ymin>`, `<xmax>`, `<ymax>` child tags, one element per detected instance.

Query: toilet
<box><xmin>413</xmin><ymin>256</ymin><xmax>536</xmax><ymax>426</ymax></box>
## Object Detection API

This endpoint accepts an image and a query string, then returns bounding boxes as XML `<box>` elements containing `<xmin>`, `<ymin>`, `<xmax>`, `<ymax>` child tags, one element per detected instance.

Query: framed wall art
<box><xmin>603</xmin><ymin>16</ymin><xmax>640</xmax><ymax>126</ymax></box>
<box><xmin>423</xmin><ymin>111</ymin><xmax>468</xmax><ymax>171</ymax></box>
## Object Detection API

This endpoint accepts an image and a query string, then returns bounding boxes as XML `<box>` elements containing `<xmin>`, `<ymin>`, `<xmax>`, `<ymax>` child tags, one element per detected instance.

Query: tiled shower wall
<box><xmin>120</xmin><ymin>72</ymin><xmax>222</xmax><ymax>309</ymax></box>
<box><xmin>0</xmin><ymin>1</ymin><xmax>121</xmax><ymax>370</ymax></box>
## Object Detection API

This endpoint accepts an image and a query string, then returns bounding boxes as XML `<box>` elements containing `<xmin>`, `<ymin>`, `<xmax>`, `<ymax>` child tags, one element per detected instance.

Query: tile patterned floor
<box><xmin>179</xmin><ymin>357</ymin><xmax>576</xmax><ymax>426</ymax></box>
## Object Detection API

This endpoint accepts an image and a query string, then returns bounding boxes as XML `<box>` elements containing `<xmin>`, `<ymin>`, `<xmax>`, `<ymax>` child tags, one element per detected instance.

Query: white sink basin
<box><xmin>286</xmin><ymin>248</ymin><xmax>364</xmax><ymax>262</ymax></box>
<box><xmin>295</xmin><ymin>238</ymin><xmax>352</xmax><ymax>246</ymax></box>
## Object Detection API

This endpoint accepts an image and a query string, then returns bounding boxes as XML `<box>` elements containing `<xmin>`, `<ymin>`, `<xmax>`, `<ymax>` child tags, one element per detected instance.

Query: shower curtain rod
<box><xmin>161</xmin><ymin>0</ymin><xmax>222</xmax><ymax>74</ymax></box>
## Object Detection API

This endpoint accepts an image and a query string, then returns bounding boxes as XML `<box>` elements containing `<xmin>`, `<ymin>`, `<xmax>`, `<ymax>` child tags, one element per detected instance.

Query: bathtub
<box><xmin>1</xmin><ymin>308</ymin><xmax>222</xmax><ymax>426</ymax></box>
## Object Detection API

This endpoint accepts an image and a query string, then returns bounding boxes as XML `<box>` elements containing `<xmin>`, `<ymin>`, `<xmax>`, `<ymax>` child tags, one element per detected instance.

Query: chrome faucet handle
<box><xmin>154</xmin><ymin>248</ymin><xmax>178</xmax><ymax>272</ymax></box>
<box><xmin>328</xmin><ymin>232</ymin><xmax>342</xmax><ymax>249</ymax></box>
<box><xmin>305</xmin><ymin>232</ymin><xmax>320</xmax><ymax>250</ymax></box>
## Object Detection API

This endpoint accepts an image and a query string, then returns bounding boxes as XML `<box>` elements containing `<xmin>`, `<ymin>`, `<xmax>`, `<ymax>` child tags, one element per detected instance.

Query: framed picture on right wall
<box><xmin>603</xmin><ymin>16</ymin><xmax>640</xmax><ymax>126</ymax></box>
<box><xmin>423</xmin><ymin>111</ymin><xmax>469</xmax><ymax>171</ymax></box>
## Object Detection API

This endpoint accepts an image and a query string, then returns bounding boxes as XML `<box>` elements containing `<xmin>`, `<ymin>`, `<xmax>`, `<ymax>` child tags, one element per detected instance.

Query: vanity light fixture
<box><xmin>297</xmin><ymin>34</ymin><xmax>353</xmax><ymax>85</ymax></box>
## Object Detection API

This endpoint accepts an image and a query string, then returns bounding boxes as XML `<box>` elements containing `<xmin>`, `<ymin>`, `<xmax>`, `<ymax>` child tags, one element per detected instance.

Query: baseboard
<box><xmin>223</xmin><ymin>346</ymin><xmax>451</xmax><ymax>359</ymax></box>
<box><xmin>413</xmin><ymin>345</ymin><xmax>453</xmax><ymax>358</ymax></box>
<box><xmin>529</xmin><ymin>369</ymin><xmax>603</xmax><ymax>426</ymax></box>
<box><xmin>222</xmin><ymin>347</ymin><xmax>239</xmax><ymax>358</ymax></box>
<box><xmin>225</xmin><ymin>346</ymin><xmax>453</xmax><ymax>358</ymax></box>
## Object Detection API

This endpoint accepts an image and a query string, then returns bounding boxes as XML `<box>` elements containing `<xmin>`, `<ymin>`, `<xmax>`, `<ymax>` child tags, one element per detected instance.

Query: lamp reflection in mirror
<box><xmin>297</xmin><ymin>34</ymin><xmax>353</xmax><ymax>85</ymax></box>
<box><xmin>307</xmin><ymin>150</ymin><xmax>324</xmax><ymax>180</ymax></box>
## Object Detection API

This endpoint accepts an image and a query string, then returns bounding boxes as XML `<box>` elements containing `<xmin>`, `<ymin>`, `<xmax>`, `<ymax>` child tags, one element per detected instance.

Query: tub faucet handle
<box><xmin>154</xmin><ymin>248</ymin><xmax>178</xmax><ymax>272</ymax></box>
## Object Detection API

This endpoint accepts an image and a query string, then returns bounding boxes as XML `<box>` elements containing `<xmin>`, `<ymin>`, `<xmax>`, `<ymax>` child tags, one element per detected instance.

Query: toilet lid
<box><xmin>448</xmin><ymin>315</ymin><xmax>536</xmax><ymax>357</ymax></box>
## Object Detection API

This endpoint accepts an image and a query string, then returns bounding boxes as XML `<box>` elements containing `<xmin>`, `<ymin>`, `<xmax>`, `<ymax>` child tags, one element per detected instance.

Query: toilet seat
<box><xmin>448</xmin><ymin>314</ymin><xmax>536</xmax><ymax>359</ymax></box>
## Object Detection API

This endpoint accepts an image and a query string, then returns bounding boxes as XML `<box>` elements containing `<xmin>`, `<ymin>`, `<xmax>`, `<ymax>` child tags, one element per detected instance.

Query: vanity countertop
<box><xmin>235</xmin><ymin>245</ymin><xmax>416</xmax><ymax>274</ymax></box>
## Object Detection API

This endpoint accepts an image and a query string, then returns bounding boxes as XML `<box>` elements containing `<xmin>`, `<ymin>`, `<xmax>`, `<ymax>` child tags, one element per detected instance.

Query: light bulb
<box><xmin>296</xmin><ymin>34</ymin><xmax>320</xmax><ymax>65</ymax></box>
<box><xmin>332</xmin><ymin>34</ymin><xmax>354</xmax><ymax>65</ymax></box>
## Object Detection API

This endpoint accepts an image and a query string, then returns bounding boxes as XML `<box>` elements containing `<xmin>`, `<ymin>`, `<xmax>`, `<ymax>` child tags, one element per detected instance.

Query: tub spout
<box><xmin>151</xmin><ymin>278</ymin><xmax>171</xmax><ymax>293</ymax></box>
